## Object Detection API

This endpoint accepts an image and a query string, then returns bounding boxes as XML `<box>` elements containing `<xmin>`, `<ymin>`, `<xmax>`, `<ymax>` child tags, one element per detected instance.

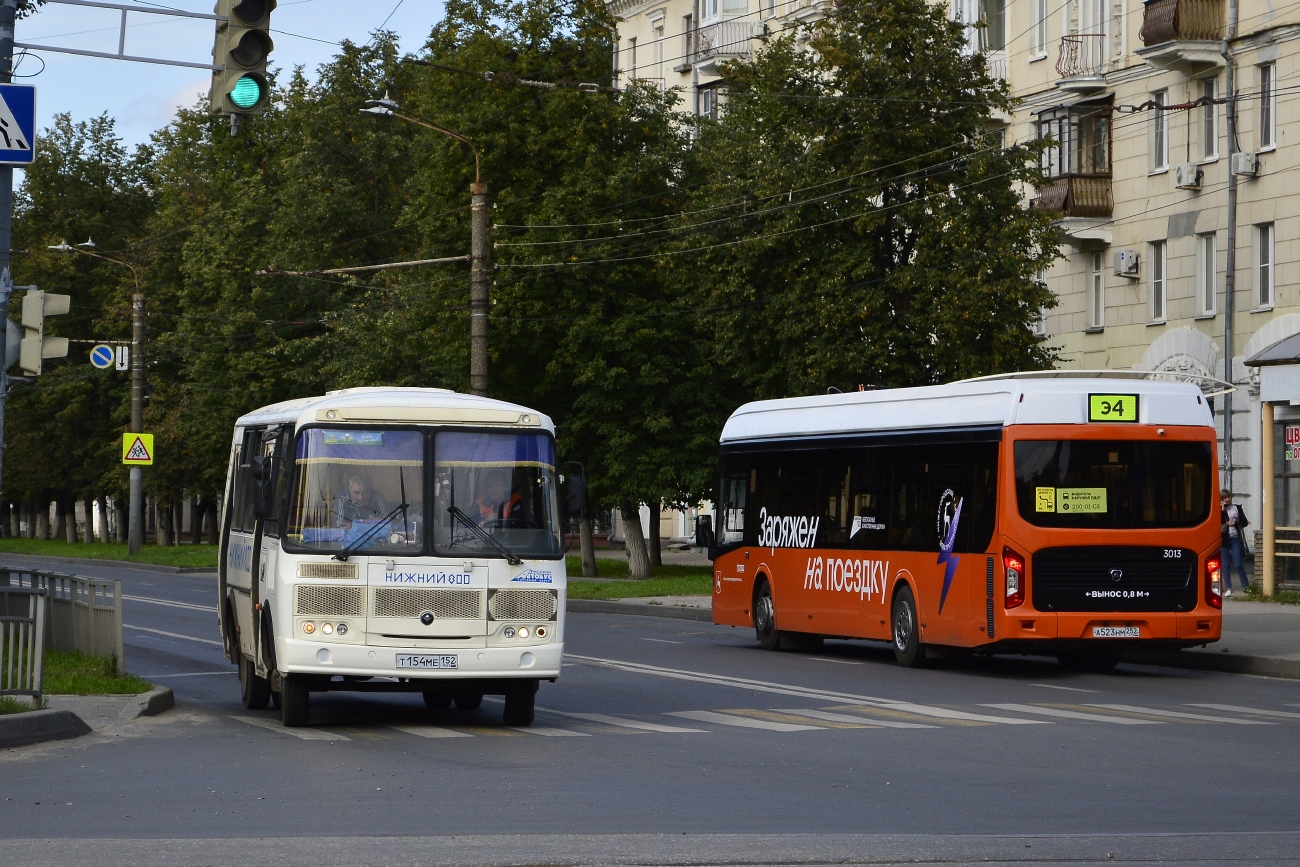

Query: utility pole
<box><xmin>1222</xmin><ymin>0</ymin><xmax>1239</xmax><ymax>497</ymax></box>
<box><xmin>129</xmin><ymin>290</ymin><xmax>144</xmax><ymax>552</ymax></box>
<box><xmin>470</xmin><ymin>182</ymin><xmax>490</xmax><ymax>397</ymax></box>
<box><xmin>0</xmin><ymin>0</ymin><xmax>18</xmax><ymax>525</ymax></box>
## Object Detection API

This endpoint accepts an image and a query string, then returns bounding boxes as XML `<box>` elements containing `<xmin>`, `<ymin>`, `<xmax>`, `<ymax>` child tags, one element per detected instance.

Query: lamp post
<box><xmin>363</xmin><ymin>96</ymin><xmax>490</xmax><ymax>397</ymax></box>
<box><xmin>50</xmin><ymin>239</ymin><xmax>146</xmax><ymax>553</ymax></box>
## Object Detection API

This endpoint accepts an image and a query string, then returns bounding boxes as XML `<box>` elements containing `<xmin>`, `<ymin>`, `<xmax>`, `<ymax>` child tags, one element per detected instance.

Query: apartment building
<box><xmin>611</xmin><ymin>0</ymin><xmax>1300</xmax><ymax>547</ymax></box>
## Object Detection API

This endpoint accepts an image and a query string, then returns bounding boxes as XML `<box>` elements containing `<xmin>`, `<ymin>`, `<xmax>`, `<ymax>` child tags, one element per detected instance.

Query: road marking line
<box><xmin>124</xmin><ymin>594</ymin><xmax>218</xmax><ymax>612</ymax></box>
<box><xmin>538</xmin><ymin>708</ymin><xmax>706</xmax><ymax>733</ymax></box>
<box><xmin>1087</xmin><ymin>704</ymin><xmax>1276</xmax><ymax>725</ymax></box>
<box><xmin>233</xmin><ymin>716</ymin><xmax>349</xmax><ymax>741</ymax></box>
<box><xmin>565</xmin><ymin>653</ymin><xmax>1046</xmax><ymax>724</ymax></box>
<box><xmin>140</xmin><ymin>670</ymin><xmax>236</xmax><ymax>678</ymax></box>
<box><xmin>805</xmin><ymin>657</ymin><xmax>864</xmax><ymax>665</ymax></box>
<box><xmin>517</xmin><ymin>727</ymin><xmax>589</xmax><ymax>737</ymax></box>
<box><xmin>125</xmin><ymin>624</ymin><xmax>222</xmax><ymax>646</ymax></box>
<box><xmin>668</xmin><ymin>710</ymin><xmax>823</xmax><ymax>732</ymax></box>
<box><xmin>1030</xmin><ymin>683</ymin><xmax>1101</xmax><ymax>693</ymax></box>
<box><xmin>731</xmin><ymin>709</ymin><xmax>872</xmax><ymax>729</ymax></box>
<box><xmin>1188</xmin><ymin>703</ymin><xmax>1300</xmax><ymax>720</ymax></box>
<box><xmin>640</xmin><ymin>638</ymin><xmax>682</xmax><ymax>644</ymax></box>
<box><xmin>773</xmin><ymin>708</ymin><xmax>938</xmax><ymax>729</ymax></box>
<box><xmin>388</xmin><ymin>724</ymin><xmax>473</xmax><ymax>739</ymax></box>
<box><xmin>981</xmin><ymin>703</ymin><xmax>1163</xmax><ymax>725</ymax></box>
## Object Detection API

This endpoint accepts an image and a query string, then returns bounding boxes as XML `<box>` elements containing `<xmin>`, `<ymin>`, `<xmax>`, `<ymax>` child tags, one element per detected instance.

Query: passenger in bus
<box><xmin>334</xmin><ymin>474</ymin><xmax>391</xmax><ymax>528</ymax></box>
<box><xmin>474</xmin><ymin>472</ymin><xmax>524</xmax><ymax>525</ymax></box>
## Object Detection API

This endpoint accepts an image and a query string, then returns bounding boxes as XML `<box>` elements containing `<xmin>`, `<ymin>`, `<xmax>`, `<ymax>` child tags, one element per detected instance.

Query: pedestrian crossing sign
<box><xmin>0</xmin><ymin>84</ymin><xmax>36</xmax><ymax>166</ymax></box>
<box><xmin>122</xmin><ymin>433</ymin><xmax>155</xmax><ymax>465</ymax></box>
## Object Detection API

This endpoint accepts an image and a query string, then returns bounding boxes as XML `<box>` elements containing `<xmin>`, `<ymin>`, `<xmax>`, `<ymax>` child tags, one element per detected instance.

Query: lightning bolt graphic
<box><xmin>937</xmin><ymin>497</ymin><xmax>964</xmax><ymax>615</ymax></box>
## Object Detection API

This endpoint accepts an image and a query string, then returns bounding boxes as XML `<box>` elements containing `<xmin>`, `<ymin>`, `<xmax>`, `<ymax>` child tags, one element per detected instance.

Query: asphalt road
<box><xmin>4</xmin><ymin>557</ymin><xmax>1300</xmax><ymax>866</ymax></box>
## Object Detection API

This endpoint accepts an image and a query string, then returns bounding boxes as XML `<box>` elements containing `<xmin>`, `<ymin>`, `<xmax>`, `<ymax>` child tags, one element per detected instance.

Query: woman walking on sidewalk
<box><xmin>1220</xmin><ymin>489</ymin><xmax>1251</xmax><ymax>596</ymax></box>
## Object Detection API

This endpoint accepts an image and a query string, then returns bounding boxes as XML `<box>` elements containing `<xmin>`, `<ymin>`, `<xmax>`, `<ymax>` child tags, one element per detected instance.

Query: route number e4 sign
<box><xmin>123</xmin><ymin>433</ymin><xmax>155</xmax><ymax>466</ymax></box>
<box><xmin>1088</xmin><ymin>393</ymin><xmax>1139</xmax><ymax>423</ymax></box>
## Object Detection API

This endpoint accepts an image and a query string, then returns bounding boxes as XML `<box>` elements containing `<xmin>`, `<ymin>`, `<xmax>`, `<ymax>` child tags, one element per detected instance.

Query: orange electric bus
<box><xmin>710</xmin><ymin>374</ymin><xmax>1224</xmax><ymax>670</ymax></box>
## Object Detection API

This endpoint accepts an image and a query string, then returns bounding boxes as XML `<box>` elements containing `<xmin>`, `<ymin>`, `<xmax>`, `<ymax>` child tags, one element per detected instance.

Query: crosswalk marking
<box><xmin>1030</xmin><ymin>683</ymin><xmax>1100</xmax><ymax>694</ymax></box>
<box><xmin>539</xmin><ymin>708</ymin><xmax>706</xmax><ymax>733</ymax></box>
<box><xmin>1188</xmin><ymin>703</ymin><xmax>1300</xmax><ymax>720</ymax></box>
<box><xmin>668</xmin><ymin>710</ymin><xmax>823</xmax><ymax>732</ymax></box>
<box><xmin>1087</xmin><ymin>704</ymin><xmax>1276</xmax><ymax>725</ymax></box>
<box><xmin>518</xmin><ymin>727</ymin><xmax>589</xmax><ymax>737</ymax></box>
<box><xmin>981</xmin><ymin>703</ymin><xmax>1163</xmax><ymax>725</ymax></box>
<box><xmin>233</xmin><ymin>715</ymin><xmax>349</xmax><ymax>741</ymax></box>
<box><xmin>725</xmin><ymin>709</ymin><xmax>872</xmax><ymax>729</ymax></box>
<box><xmin>126</xmin><ymin>624</ymin><xmax>224</xmax><ymax>647</ymax></box>
<box><xmin>771</xmin><ymin>708</ymin><xmax>938</xmax><ymax>729</ymax></box>
<box><xmin>124</xmin><ymin>594</ymin><xmax>218</xmax><ymax>613</ymax></box>
<box><xmin>843</xmin><ymin>701</ymin><xmax>1050</xmax><ymax>726</ymax></box>
<box><xmin>387</xmin><ymin>724</ymin><xmax>473</xmax><ymax>739</ymax></box>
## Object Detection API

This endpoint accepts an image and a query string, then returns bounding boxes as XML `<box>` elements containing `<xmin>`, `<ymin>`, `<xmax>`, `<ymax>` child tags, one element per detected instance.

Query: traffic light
<box><xmin>19</xmin><ymin>289</ymin><xmax>70</xmax><ymax>375</ymax></box>
<box><xmin>210</xmin><ymin>0</ymin><xmax>276</xmax><ymax>118</ymax></box>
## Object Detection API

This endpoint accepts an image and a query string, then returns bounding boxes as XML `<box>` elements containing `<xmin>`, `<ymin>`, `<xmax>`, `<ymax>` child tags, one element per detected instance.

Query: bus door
<box><xmin>252</xmin><ymin>425</ymin><xmax>293</xmax><ymax>668</ymax></box>
<box><xmin>919</xmin><ymin>462</ymin><xmax>971</xmax><ymax>646</ymax></box>
<box><xmin>225</xmin><ymin>429</ymin><xmax>259</xmax><ymax>660</ymax></box>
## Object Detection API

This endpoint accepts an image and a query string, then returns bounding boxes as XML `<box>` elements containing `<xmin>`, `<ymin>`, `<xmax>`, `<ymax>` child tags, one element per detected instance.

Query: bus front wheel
<box><xmin>280</xmin><ymin>674</ymin><xmax>310</xmax><ymax>727</ymax></box>
<box><xmin>240</xmin><ymin>657</ymin><xmax>271</xmax><ymax>710</ymax></box>
<box><xmin>891</xmin><ymin>586</ymin><xmax>928</xmax><ymax>668</ymax></box>
<box><xmin>754</xmin><ymin>578</ymin><xmax>781</xmax><ymax>651</ymax></box>
<box><xmin>502</xmin><ymin>682</ymin><xmax>536</xmax><ymax>727</ymax></box>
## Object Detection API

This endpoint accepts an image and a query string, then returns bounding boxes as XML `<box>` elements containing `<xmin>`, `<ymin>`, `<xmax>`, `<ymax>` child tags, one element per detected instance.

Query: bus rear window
<box><xmin>1014</xmin><ymin>440</ymin><xmax>1212</xmax><ymax>529</ymax></box>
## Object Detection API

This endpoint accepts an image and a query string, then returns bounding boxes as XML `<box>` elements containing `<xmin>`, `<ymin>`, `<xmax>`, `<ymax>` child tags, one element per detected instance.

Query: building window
<box><xmin>1150</xmin><ymin>240</ymin><xmax>1167</xmax><ymax>322</ymax></box>
<box><xmin>654</xmin><ymin>25</ymin><xmax>664</xmax><ymax>81</ymax></box>
<box><xmin>1202</xmin><ymin>78</ymin><xmax>1218</xmax><ymax>160</ymax></box>
<box><xmin>1151</xmin><ymin>89</ymin><xmax>1168</xmax><ymax>172</ymax></box>
<box><xmin>1260</xmin><ymin>63</ymin><xmax>1276</xmax><ymax>150</ymax></box>
<box><xmin>1033</xmin><ymin>268</ymin><xmax>1048</xmax><ymax>335</ymax></box>
<box><xmin>627</xmin><ymin>37</ymin><xmax>637</xmax><ymax>79</ymax></box>
<box><xmin>1032</xmin><ymin>0</ymin><xmax>1048</xmax><ymax>57</ymax></box>
<box><xmin>1038</xmin><ymin>101</ymin><xmax>1111</xmax><ymax>178</ymax></box>
<box><xmin>1198</xmin><ymin>232</ymin><xmax>1217</xmax><ymax>315</ymax></box>
<box><xmin>700</xmin><ymin>85</ymin><xmax>722</xmax><ymax>121</ymax></box>
<box><xmin>1089</xmin><ymin>251</ymin><xmax>1105</xmax><ymax>329</ymax></box>
<box><xmin>703</xmin><ymin>0</ymin><xmax>718</xmax><ymax>19</ymax></box>
<box><xmin>1257</xmin><ymin>222</ymin><xmax>1274</xmax><ymax>307</ymax></box>
<box><xmin>722</xmin><ymin>0</ymin><xmax>747</xmax><ymax>14</ymax></box>
<box><xmin>683</xmin><ymin>15</ymin><xmax>695</xmax><ymax>60</ymax></box>
<box><xmin>952</xmin><ymin>0</ymin><xmax>1005</xmax><ymax>52</ymax></box>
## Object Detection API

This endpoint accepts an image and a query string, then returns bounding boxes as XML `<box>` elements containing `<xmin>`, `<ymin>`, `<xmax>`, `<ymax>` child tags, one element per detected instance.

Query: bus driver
<box><xmin>474</xmin><ymin>472</ymin><xmax>524</xmax><ymax>526</ymax></box>
<box><xmin>334</xmin><ymin>474</ymin><xmax>390</xmax><ymax>528</ymax></box>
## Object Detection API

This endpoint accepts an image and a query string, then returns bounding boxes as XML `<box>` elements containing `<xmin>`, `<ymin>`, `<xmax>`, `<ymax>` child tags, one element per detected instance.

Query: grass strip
<box><xmin>568</xmin><ymin>574</ymin><xmax>712</xmax><ymax>599</ymax></box>
<box><xmin>1243</xmin><ymin>586</ymin><xmax>1300</xmax><ymax>605</ymax></box>
<box><xmin>0</xmin><ymin>695</ymin><xmax>38</xmax><ymax>714</ymax></box>
<box><xmin>0</xmin><ymin>538</ymin><xmax>218</xmax><ymax>569</ymax></box>
<box><xmin>43</xmin><ymin>650</ymin><xmax>153</xmax><ymax>695</ymax></box>
<box><xmin>563</xmin><ymin>555</ymin><xmax>711</xmax><ymax>581</ymax></box>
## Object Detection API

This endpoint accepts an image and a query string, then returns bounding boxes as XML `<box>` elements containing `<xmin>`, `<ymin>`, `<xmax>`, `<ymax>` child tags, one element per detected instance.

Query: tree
<box><xmin>684</xmin><ymin>0</ymin><xmax>1060</xmax><ymax>400</ymax></box>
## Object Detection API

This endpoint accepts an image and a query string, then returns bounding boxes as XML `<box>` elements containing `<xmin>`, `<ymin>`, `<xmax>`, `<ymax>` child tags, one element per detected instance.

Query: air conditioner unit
<box><xmin>1231</xmin><ymin>152</ymin><xmax>1259</xmax><ymax>177</ymax></box>
<box><xmin>1175</xmin><ymin>162</ymin><xmax>1203</xmax><ymax>190</ymax></box>
<box><xmin>1113</xmin><ymin>249</ymin><xmax>1140</xmax><ymax>278</ymax></box>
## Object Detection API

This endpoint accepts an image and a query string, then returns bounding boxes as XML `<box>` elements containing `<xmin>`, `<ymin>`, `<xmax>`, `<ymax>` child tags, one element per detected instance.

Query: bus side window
<box><xmin>889</xmin><ymin>459</ymin><xmax>930</xmax><ymax>551</ymax></box>
<box><xmin>231</xmin><ymin>429</ymin><xmax>259</xmax><ymax>533</ymax></box>
<box><xmin>849</xmin><ymin>458</ymin><xmax>887</xmax><ymax>551</ymax></box>
<box><xmin>817</xmin><ymin>454</ymin><xmax>851</xmax><ymax>547</ymax></box>
<box><xmin>260</xmin><ymin>430</ymin><xmax>293</xmax><ymax>539</ymax></box>
<box><xmin>965</xmin><ymin>443</ymin><xmax>999</xmax><ymax>552</ymax></box>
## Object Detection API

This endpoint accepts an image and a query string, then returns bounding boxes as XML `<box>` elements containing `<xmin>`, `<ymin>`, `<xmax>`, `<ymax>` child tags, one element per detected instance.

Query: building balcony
<box><xmin>1034</xmin><ymin>174</ymin><xmax>1113</xmax><ymax>220</ymax></box>
<box><xmin>1055</xmin><ymin>34</ymin><xmax>1108</xmax><ymax>92</ymax></box>
<box><xmin>693</xmin><ymin>20</ymin><xmax>765</xmax><ymax>76</ymax></box>
<box><xmin>1137</xmin><ymin>0</ymin><xmax>1225</xmax><ymax>73</ymax></box>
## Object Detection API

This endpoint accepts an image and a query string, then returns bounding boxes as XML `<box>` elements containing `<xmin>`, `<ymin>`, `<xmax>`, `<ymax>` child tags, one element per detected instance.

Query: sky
<box><xmin>12</xmin><ymin>0</ymin><xmax>445</xmax><ymax>156</ymax></box>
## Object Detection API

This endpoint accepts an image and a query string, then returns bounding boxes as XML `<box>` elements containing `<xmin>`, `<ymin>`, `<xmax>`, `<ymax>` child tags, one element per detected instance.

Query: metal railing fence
<box><xmin>0</xmin><ymin>569</ymin><xmax>124</xmax><ymax>675</ymax></box>
<box><xmin>0</xmin><ymin>588</ymin><xmax>47</xmax><ymax>707</ymax></box>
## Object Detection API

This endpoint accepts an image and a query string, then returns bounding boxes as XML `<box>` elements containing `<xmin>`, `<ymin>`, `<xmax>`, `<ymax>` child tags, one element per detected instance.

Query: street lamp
<box><xmin>49</xmin><ymin>239</ymin><xmax>147</xmax><ymax>554</ymax></box>
<box><xmin>363</xmin><ymin>96</ymin><xmax>491</xmax><ymax>398</ymax></box>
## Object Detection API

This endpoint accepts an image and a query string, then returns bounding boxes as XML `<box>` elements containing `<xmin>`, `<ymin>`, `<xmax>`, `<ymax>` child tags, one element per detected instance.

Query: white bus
<box><xmin>217</xmin><ymin>387</ymin><xmax>568</xmax><ymax>727</ymax></box>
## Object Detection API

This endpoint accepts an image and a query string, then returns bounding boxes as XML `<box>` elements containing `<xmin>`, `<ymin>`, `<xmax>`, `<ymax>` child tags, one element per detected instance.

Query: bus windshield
<box><xmin>1014</xmin><ymin>439</ymin><xmax>1212</xmax><ymax>529</ymax></box>
<box><xmin>431</xmin><ymin>431</ymin><xmax>562</xmax><ymax>560</ymax></box>
<box><xmin>287</xmin><ymin>428</ymin><xmax>425</xmax><ymax>555</ymax></box>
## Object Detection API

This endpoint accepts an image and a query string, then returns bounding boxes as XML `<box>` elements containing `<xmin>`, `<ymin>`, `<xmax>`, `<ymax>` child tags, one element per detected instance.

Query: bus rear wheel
<box><xmin>891</xmin><ymin>585</ymin><xmax>928</xmax><ymax>668</ymax></box>
<box><xmin>753</xmin><ymin>578</ymin><xmax>781</xmax><ymax>651</ymax></box>
<box><xmin>280</xmin><ymin>674</ymin><xmax>310</xmax><ymax>727</ymax></box>
<box><xmin>240</xmin><ymin>657</ymin><xmax>271</xmax><ymax>710</ymax></box>
<box><xmin>502</xmin><ymin>682</ymin><xmax>536</xmax><ymax>727</ymax></box>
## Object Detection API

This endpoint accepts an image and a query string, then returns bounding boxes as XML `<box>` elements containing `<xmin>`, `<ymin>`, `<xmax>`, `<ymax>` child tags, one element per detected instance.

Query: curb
<box><xmin>119</xmin><ymin>687</ymin><xmax>175</xmax><ymax>720</ymax></box>
<box><xmin>0</xmin><ymin>709</ymin><xmax>92</xmax><ymax>749</ymax></box>
<box><xmin>0</xmin><ymin>552</ymin><xmax>217</xmax><ymax>575</ymax></box>
<box><xmin>1125</xmin><ymin>649</ymin><xmax>1300</xmax><ymax>680</ymax></box>
<box><xmin>568</xmin><ymin>600</ymin><xmax>1300</xmax><ymax>680</ymax></box>
<box><xmin>568</xmin><ymin>599</ymin><xmax>712</xmax><ymax>622</ymax></box>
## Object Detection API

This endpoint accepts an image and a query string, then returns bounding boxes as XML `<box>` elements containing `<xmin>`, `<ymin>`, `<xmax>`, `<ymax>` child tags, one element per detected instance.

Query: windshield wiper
<box><xmin>447</xmin><ymin>506</ymin><xmax>522</xmax><ymax>565</ymax></box>
<box><xmin>333</xmin><ymin>500</ymin><xmax>410</xmax><ymax>561</ymax></box>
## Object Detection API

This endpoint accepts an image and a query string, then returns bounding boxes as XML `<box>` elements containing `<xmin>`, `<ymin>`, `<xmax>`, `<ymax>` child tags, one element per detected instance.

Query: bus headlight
<box><xmin>503</xmin><ymin>626</ymin><xmax>516</xmax><ymax>639</ymax></box>
<box><xmin>322</xmin><ymin>623</ymin><xmax>334</xmax><ymax>635</ymax></box>
<box><xmin>518</xmin><ymin>627</ymin><xmax>530</xmax><ymax>639</ymax></box>
<box><xmin>536</xmin><ymin>626</ymin><xmax>547</xmax><ymax>639</ymax></box>
<box><xmin>336</xmin><ymin>622</ymin><xmax>348</xmax><ymax>636</ymax></box>
<box><xmin>303</xmin><ymin>621</ymin><xmax>316</xmax><ymax>635</ymax></box>
<box><xmin>1003</xmin><ymin>548</ymin><xmax>1025</xmax><ymax>609</ymax></box>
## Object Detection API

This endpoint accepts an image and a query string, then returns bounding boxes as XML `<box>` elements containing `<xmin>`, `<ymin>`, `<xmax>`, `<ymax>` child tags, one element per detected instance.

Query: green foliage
<box><xmin>0</xmin><ymin>695</ymin><xmax>39</xmax><ymax>714</ymax></box>
<box><xmin>0</xmin><ymin>538</ymin><xmax>218</xmax><ymax>568</ymax></box>
<box><xmin>568</xmin><ymin>574</ymin><xmax>712</xmax><ymax>599</ymax></box>
<box><xmin>43</xmin><ymin>649</ymin><xmax>152</xmax><ymax>695</ymax></box>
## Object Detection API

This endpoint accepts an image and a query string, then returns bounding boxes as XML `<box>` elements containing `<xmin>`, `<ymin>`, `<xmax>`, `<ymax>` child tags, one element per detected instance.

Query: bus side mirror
<box><xmin>563</xmin><ymin>473</ymin><xmax>586</xmax><ymax>522</ymax></box>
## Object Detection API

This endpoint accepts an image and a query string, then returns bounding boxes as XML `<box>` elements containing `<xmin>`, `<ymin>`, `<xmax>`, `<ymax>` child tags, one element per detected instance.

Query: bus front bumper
<box><xmin>278</xmin><ymin>638</ymin><xmax>564</xmax><ymax>680</ymax></box>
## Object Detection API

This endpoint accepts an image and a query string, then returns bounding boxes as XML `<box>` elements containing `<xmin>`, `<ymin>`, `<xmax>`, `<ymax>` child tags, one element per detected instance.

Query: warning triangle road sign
<box><xmin>122</xmin><ymin>433</ymin><xmax>155</xmax><ymax>465</ymax></box>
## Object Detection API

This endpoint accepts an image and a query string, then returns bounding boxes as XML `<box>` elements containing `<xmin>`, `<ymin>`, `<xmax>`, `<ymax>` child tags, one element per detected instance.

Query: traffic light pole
<box><xmin>0</xmin><ymin>0</ymin><xmax>17</xmax><ymax>526</ymax></box>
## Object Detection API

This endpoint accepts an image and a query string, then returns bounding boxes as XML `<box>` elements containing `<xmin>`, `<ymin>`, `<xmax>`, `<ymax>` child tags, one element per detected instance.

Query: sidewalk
<box><xmin>568</xmin><ymin>595</ymin><xmax>1300</xmax><ymax>678</ymax></box>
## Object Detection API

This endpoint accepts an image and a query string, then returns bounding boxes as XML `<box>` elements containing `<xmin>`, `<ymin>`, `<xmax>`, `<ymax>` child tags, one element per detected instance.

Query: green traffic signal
<box><xmin>229</xmin><ymin>75</ymin><xmax>263</xmax><ymax>110</ymax></box>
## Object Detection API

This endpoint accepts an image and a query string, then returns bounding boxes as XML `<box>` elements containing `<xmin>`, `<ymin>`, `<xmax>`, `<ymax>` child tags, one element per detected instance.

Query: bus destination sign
<box><xmin>1088</xmin><ymin>393</ymin><xmax>1139</xmax><ymax>423</ymax></box>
